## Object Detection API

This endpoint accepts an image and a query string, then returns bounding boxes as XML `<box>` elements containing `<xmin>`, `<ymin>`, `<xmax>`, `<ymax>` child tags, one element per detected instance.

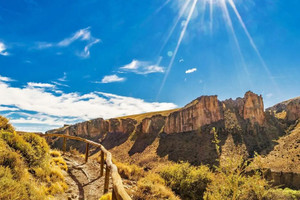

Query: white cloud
<box><xmin>0</xmin><ymin>42</ymin><xmax>9</xmax><ymax>56</ymax></box>
<box><xmin>185</xmin><ymin>68</ymin><xmax>197</xmax><ymax>74</ymax></box>
<box><xmin>120</xmin><ymin>60</ymin><xmax>165</xmax><ymax>74</ymax></box>
<box><xmin>0</xmin><ymin>75</ymin><xmax>14</xmax><ymax>82</ymax></box>
<box><xmin>100</xmin><ymin>75</ymin><xmax>125</xmax><ymax>83</ymax></box>
<box><xmin>36</xmin><ymin>27</ymin><xmax>100</xmax><ymax>58</ymax></box>
<box><xmin>0</xmin><ymin>75</ymin><xmax>177</xmax><ymax>132</ymax></box>
<box><xmin>27</xmin><ymin>82</ymin><xmax>55</xmax><ymax>88</ymax></box>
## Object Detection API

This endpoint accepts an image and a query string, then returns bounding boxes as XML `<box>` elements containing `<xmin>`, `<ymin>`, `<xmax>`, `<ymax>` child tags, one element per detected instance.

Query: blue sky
<box><xmin>0</xmin><ymin>0</ymin><xmax>299</xmax><ymax>132</ymax></box>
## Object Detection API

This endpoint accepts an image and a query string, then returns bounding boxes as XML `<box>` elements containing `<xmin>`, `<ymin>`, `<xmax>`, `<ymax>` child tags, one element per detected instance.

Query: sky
<box><xmin>0</xmin><ymin>0</ymin><xmax>299</xmax><ymax>132</ymax></box>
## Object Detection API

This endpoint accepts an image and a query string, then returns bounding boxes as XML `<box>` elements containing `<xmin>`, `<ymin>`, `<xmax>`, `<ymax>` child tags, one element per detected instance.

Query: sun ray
<box><xmin>227</xmin><ymin>0</ymin><xmax>278</xmax><ymax>89</ymax></box>
<box><xmin>158</xmin><ymin>0</ymin><xmax>191</xmax><ymax>55</ymax></box>
<box><xmin>220</xmin><ymin>0</ymin><xmax>252</xmax><ymax>86</ymax></box>
<box><xmin>154</xmin><ymin>0</ymin><xmax>171</xmax><ymax>15</ymax></box>
<box><xmin>209</xmin><ymin>0</ymin><xmax>214</xmax><ymax>33</ymax></box>
<box><xmin>157</xmin><ymin>0</ymin><xmax>198</xmax><ymax>98</ymax></box>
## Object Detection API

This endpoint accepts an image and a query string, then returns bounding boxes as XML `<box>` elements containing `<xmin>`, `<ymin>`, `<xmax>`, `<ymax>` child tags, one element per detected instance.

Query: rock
<box><xmin>243</xmin><ymin>91</ymin><xmax>265</xmax><ymax>125</ymax></box>
<box><xmin>164</xmin><ymin>95</ymin><xmax>223</xmax><ymax>134</ymax></box>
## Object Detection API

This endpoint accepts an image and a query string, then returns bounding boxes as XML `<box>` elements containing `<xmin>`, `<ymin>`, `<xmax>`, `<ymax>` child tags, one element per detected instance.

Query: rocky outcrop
<box><xmin>243</xmin><ymin>91</ymin><xmax>265</xmax><ymax>125</ymax></box>
<box><xmin>267</xmin><ymin>96</ymin><xmax>300</xmax><ymax>122</ymax></box>
<box><xmin>164</xmin><ymin>96</ymin><xmax>223</xmax><ymax>134</ymax></box>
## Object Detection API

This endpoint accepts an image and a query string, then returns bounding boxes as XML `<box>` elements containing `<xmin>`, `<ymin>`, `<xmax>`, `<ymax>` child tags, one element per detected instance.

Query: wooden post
<box><xmin>104</xmin><ymin>164</ymin><xmax>110</xmax><ymax>194</ymax></box>
<box><xmin>62</xmin><ymin>137</ymin><xmax>67</xmax><ymax>154</ymax></box>
<box><xmin>112</xmin><ymin>187</ymin><xmax>117</xmax><ymax>200</ymax></box>
<box><xmin>100</xmin><ymin>151</ymin><xmax>104</xmax><ymax>177</ymax></box>
<box><xmin>85</xmin><ymin>143</ymin><xmax>89</xmax><ymax>163</ymax></box>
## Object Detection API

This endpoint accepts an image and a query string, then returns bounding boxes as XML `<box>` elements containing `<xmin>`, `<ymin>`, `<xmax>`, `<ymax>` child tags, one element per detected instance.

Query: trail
<box><xmin>54</xmin><ymin>152</ymin><xmax>111</xmax><ymax>200</ymax></box>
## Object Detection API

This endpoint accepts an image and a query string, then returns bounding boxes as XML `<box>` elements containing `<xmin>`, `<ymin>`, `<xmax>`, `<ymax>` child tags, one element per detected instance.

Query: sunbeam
<box><xmin>209</xmin><ymin>0</ymin><xmax>213</xmax><ymax>33</ymax></box>
<box><xmin>227</xmin><ymin>0</ymin><xmax>278</xmax><ymax>89</ymax></box>
<box><xmin>220</xmin><ymin>0</ymin><xmax>252</xmax><ymax>86</ymax></box>
<box><xmin>158</xmin><ymin>0</ymin><xmax>198</xmax><ymax>98</ymax></box>
<box><xmin>158</xmin><ymin>0</ymin><xmax>191</xmax><ymax>55</ymax></box>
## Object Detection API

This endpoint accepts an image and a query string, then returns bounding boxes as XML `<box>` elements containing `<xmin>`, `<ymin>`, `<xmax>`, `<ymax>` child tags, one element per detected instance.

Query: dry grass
<box><xmin>0</xmin><ymin>115</ymin><xmax>68</xmax><ymax>199</ymax></box>
<box><xmin>115</xmin><ymin>161</ymin><xmax>144</xmax><ymax>180</ymax></box>
<box><xmin>133</xmin><ymin>173</ymin><xmax>180</xmax><ymax>200</ymax></box>
<box><xmin>116</xmin><ymin>108</ymin><xmax>179</xmax><ymax>122</ymax></box>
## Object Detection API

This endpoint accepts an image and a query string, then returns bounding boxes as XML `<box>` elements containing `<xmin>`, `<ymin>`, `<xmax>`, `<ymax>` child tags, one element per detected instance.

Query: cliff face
<box><xmin>47</xmin><ymin>91</ymin><xmax>290</xmax><ymax>162</ymax></box>
<box><xmin>243</xmin><ymin>91</ymin><xmax>265</xmax><ymax>125</ymax></box>
<box><xmin>164</xmin><ymin>96</ymin><xmax>223</xmax><ymax>134</ymax></box>
<box><xmin>267</xmin><ymin>96</ymin><xmax>300</xmax><ymax>122</ymax></box>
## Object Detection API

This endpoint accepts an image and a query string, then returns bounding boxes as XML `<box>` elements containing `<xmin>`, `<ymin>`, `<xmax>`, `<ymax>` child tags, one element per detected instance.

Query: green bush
<box><xmin>160</xmin><ymin>162</ymin><xmax>213</xmax><ymax>200</ymax></box>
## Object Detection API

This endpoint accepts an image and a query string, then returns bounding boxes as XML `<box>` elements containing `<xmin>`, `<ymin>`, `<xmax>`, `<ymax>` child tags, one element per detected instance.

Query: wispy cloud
<box><xmin>120</xmin><ymin>60</ymin><xmax>164</xmax><ymax>74</ymax></box>
<box><xmin>0</xmin><ymin>75</ymin><xmax>177</xmax><ymax>132</ymax></box>
<box><xmin>58</xmin><ymin>72</ymin><xmax>67</xmax><ymax>82</ymax></box>
<box><xmin>36</xmin><ymin>27</ymin><xmax>100</xmax><ymax>58</ymax></box>
<box><xmin>0</xmin><ymin>42</ymin><xmax>9</xmax><ymax>56</ymax></box>
<box><xmin>100</xmin><ymin>74</ymin><xmax>125</xmax><ymax>83</ymax></box>
<box><xmin>185</xmin><ymin>68</ymin><xmax>197</xmax><ymax>74</ymax></box>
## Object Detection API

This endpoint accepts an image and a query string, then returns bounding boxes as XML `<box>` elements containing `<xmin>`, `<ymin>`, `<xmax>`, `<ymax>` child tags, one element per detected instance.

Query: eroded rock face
<box><xmin>286</xmin><ymin>98</ymin><xmax>300</xmax><ymax>121</ymax></box>
<box><xmin>164</xmin><ymin>96</ymin><xmax>223</xmax><ymax>134</ymax></box>
<box><xmin>243</xmin><ymin>91</ymin><xmax>265</xmax><ymax>125</ymax></box>
<box><xmin>266</xmin><ymin>96</ymin><xmax>300</xmax><ymax>122</ymax></box>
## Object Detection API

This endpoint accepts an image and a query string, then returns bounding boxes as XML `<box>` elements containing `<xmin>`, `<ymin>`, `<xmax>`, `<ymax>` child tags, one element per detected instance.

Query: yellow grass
<box><xmin>116</xmin><ymin>108</ymin><xmax>180</xmax><ymax>122</ymax></box>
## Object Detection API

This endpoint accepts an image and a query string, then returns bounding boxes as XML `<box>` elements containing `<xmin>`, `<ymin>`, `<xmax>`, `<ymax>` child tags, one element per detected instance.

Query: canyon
<box><xmin>47</xmin><ymin>91</ymin><xmax>300</xmax><ymax>189</ymax></box>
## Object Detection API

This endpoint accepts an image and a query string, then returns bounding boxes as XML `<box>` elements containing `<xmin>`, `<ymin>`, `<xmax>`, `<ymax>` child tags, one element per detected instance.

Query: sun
<box><xmin>157</xmin><ymin>0</ymin><xmax>276</xmax><ymax>97</ymax></box>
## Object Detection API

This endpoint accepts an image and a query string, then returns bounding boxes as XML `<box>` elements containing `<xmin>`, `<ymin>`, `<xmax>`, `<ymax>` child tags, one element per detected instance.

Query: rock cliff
<box><xmin>47</xmin><ymin>91</ymin><xmax>299</xmax><ymax>188</ymax></box>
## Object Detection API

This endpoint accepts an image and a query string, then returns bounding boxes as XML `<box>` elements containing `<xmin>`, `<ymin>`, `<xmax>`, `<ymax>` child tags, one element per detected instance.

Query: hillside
<box><xmin>47</xmin><ymin>91</ymin><xmax>300</xmax><ymax>190</ymax></box>
<box><xmin>0</xmin><ymin>116</ymin><xmax>68</xmax><ymax>199</ymax></box>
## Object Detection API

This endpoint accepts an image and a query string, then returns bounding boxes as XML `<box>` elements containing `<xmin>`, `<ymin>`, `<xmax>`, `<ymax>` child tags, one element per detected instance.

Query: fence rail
<box><xmin>40</xmin><ymin>133</ymin><xmax>132</xmax><ymax>200</ymax></box>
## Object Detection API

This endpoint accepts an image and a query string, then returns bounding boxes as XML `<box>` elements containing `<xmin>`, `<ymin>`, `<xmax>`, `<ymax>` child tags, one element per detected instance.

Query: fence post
<box><xmin>62</xmin><ymin>137</ymin><xmax>67</xmax><ymax>154</ymax></box>
<box><xmin>100</xmin><ymin>151</ymin><xmax>104</xmax><ymax>177</ymax></box>
<box><xmin>104</xmin><ymin>164</ymin><xmax>110</xmax><ymax>194</ymax></box>
<box><xmin>112</xmin><ymin>187</ymin><xmax>117</xmax><ymax>200</ymax></box>
<box><xmin>85</xmin><ymin>143</ymin><xmax>89</xmax><ymax>162</ymax></box>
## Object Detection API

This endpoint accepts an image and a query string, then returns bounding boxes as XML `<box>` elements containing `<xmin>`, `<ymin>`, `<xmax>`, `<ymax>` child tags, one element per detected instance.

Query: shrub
<box><xmin>0</xmin><ymin>166</ymin><xmax>29</xmax><ymax>200</ymax></box>
<box><xmin>0</xmin><ymin>131</ymin><xmax>47</xmax><ymax>167</ymax></box>
<box><xmin>266</xmin><ymin>188</ymin><xmax>300</xmax><ymax>200</ymax></box>
<box><xmin>160</xmin><ymin>162</ymin><xmax>213</xmax><ymax>200</ymax></box>
<box><xmin>115</xmin><ymin>161</ymin><xmax>144</xmax><ymax>180</ymax></box>
<box><xmin>133</xmin><ymin>173</ymin><xmax>179</xmax><ymax>200</ymax></box>
<box><xmin>0</xmin><ymin>116</ymin><xmax>68</xmax><ymax>198</ymax></box>
<box><xmin>99</xmin><ymin>193</ymin><xmax>112</xmax><ymax>200</ymax></box>
<box><xmin>203</xmin><ymin>156</ymin><xmax>271</xmax><ymax>200</ymax></box>
<box><xmin>0</xmin><ymin>116</ymin><xmax>15</xmax><ymax>132</ymax></box>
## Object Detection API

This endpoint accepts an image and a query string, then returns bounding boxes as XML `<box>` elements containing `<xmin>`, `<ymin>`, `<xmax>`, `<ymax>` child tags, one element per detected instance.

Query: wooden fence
<box><xmin>41</xmin><ymin>133</ymin><xmax>132</xmax><ymax>200</ymax></box>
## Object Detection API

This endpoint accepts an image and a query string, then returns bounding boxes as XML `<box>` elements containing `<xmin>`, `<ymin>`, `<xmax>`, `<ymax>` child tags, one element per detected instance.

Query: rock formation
<box><xmin>47</xmin><ymin>91</ymin><xmax>300</xmax><ymax>188</ymax></box>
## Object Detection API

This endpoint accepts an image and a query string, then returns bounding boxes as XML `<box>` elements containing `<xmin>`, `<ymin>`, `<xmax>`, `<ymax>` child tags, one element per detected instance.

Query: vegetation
<box><xmin>133</xmin><ymin>173</ymin><xmax>179</xmax><ymax>200</ymax></box>
<box><xmin>115</xmin><ymin>161</ymin><xmax>144</xmax><ymax>180</ymax></box>
<box><xmin>116</xmin><ymin>108</ymin><xmax>179</xmax><ymax>122</ymax></box>
<box><xmin>0</xmin><ymin>116</ymin><xmax>68</xmax><ymax>199</ymax></box>
<box><xmin>99</xmin><ymin>193</ymin><xmax>112</xmax><ymax>200</ymax></box>
<box><xmin>160</xmin><ymin>162</ymin><xmax>213</xmax><ymax>200</ymax></box>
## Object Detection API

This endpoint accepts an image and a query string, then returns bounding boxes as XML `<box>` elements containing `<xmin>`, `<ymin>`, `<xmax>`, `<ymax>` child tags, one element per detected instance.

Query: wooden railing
<box><xmin>40</xmin><ymin>133</ymin><xmax>132</xmax><ymax>200</ymax></box>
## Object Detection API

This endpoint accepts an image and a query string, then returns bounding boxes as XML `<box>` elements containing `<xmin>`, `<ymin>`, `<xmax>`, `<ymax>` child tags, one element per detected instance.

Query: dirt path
<box><xmin>55</xmin><ymin>153</ymin><xmax>112</xmax><ymax>200</ymax></box>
